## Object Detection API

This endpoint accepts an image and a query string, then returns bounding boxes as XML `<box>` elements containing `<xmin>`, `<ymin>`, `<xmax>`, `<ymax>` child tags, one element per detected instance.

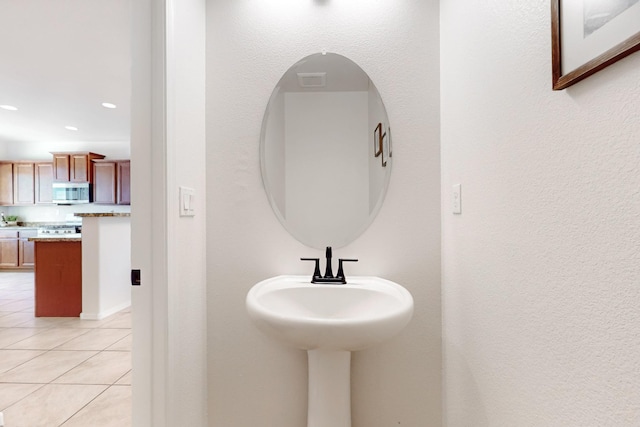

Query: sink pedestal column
<box><xmin>307</xmin><ymin>349</ymin><xmax>351</xmax><ymax>427</ymax></box>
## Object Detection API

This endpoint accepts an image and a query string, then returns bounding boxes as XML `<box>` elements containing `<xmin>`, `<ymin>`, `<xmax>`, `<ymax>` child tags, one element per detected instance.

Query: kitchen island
<box><xmin>29</xmin><ymin>235</ymin><xmax>82</xmax><ymax>317</ymax></box>
<box><xmin>75</xmin><ymin>212</ymin><xmax>131</xmax><ymax>319</ymax></box>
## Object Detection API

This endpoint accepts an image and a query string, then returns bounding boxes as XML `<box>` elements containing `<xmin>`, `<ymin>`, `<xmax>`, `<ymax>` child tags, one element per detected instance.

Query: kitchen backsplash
<box><xmin>2</xmin><ymin>204</ymin><xmax>131</xmax><ymax>223</ymax></box>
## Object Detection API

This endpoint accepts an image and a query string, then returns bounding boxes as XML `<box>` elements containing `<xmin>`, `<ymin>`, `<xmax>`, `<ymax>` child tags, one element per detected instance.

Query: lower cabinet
<box><xmin>0</xmin><ymin>231</ymin><xmax>19</xmax><ymax>268</ymax></box>
<box><xmin>19</xmin><ymin>230</ymin><xmax>37</xmax><ymax>268</ymax></box>
<box><xmin>0</xmin><ymin>230</ymin><xmax>37</xmax><ymax>269</ymax></box>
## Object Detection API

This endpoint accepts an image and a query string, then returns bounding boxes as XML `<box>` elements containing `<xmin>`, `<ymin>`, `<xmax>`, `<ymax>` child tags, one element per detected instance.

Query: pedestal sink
<box><xmin>246</xmin><ymin>275</ymin><xmax>414</xmax><ymax>427</ymax></box>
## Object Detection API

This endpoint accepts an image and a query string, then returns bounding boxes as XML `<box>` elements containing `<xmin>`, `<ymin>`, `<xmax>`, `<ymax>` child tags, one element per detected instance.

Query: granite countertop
<box><xmin>28</xmin><ymin>235</ymin><xmax>82</xmax><ymax>242</ymax></box>
<box><xmin>74</xmin><ymin>213</ymin><xmax>131</xmax><ymax>218</ymax></box>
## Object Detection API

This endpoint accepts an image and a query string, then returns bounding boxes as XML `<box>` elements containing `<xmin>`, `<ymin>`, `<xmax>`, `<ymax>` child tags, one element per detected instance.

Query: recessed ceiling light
<box><xmin>65</xmin><ymin>126</ymin><xmax>79</xmax><ymax>131</ymax></box>
<box><xmin>0</xmin><ymin>105</ymin><xmax>18</xmax><ymax>111</ymax></box>
<box><xmin>101</xmin><ymin>102</ymin><xmax>117</xmax><ymax>109</ymax></box>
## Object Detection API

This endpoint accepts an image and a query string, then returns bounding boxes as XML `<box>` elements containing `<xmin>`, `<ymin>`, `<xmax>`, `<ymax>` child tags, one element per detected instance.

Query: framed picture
<box><xmin>373</xmin><ymin>122</ymin><xmax>387</xmax><ymax>167</ymax></box>
<box><xmin>551</xmin><ymin>0</ymin><xmax>640</xmax><ymax>90</ymax></box>
<box><xmin>374</xmin><ymin>123</ymin><xmax>383</xmax><ymax>157</ymax></box>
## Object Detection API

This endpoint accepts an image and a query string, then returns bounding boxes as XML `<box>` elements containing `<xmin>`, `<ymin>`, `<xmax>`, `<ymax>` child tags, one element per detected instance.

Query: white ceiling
<box><xmin>0</xmin><ymin>0</ymin><xmax>131</xmax><ymax>145</ymax></box>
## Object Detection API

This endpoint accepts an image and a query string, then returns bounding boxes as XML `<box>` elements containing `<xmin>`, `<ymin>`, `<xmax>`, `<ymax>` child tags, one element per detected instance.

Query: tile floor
<box><xmin>0</xmin><ymin>271</ymin><xmax>131</xmax><ymax>427</ymax></box>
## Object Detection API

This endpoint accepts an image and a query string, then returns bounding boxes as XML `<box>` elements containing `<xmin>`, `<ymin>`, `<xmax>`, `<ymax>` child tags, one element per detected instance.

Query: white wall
<box><xmin>130</xmin><ymin>0</ymin><xmax>207</xmax><ymax>425</ymax></box>
<box><xmin>441</xmin><ymin>2</ymin><xmax>640</xmax><ymax>426</ymax></box>
<box><xmin>207</xmin><ymin>1</ymin><xmax>441</xmax><ymax>426</ymax></box>
<box><xmin>81</xmin><ymin>216</ymin><xmax>131</xmax><ymax>320</ymax></box>
<box><xmin>165</xmin><ymin>0</ymin><xmax>208</xmax><ymax>424</ymax></box>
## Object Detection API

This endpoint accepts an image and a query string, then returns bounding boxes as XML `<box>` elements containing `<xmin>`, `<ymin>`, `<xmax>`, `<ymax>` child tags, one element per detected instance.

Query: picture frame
<box><xmin>373</xmin><ymin>122</ymin><xmax>387</xmax><ymax>167</ymax></box>
<box><xmin>551</xmin><ymin>0</ymin><xmax>640</xmax><ymax>90</ymax></box>
<box><xmin>374</xmin><ymin>123</ymin><xmax>383</xmax><ymax>157</ymax></box>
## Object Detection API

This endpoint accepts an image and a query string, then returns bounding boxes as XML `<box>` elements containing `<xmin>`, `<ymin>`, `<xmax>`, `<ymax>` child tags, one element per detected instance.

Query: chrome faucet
<box><xmin>301</xmin><ymin>246</ymin><xmax>358</xmax><ymax>284</ymax></box>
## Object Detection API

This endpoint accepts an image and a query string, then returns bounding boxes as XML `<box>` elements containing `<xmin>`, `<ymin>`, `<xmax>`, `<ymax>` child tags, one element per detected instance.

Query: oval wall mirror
<box><xmin>260</xmin><ymin>52</ymin><xmax>392</xmax><ymax>249</ymax></box>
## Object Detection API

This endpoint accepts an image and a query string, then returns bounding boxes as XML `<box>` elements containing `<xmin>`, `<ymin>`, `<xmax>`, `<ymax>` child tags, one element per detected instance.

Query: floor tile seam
<box><xmin>0</xmin><ymin>382</ymin><xmax>46</xmax><ymax>412</ymax></box>
<box><xmin>43</xmin><ymin>349</ymin><xmax>101</xmax><ymax>384</ymax></box>
<box><xmin>6</xmin><ymin>327</ymin><xmax>93</xmax><ymax>350</ymax></box>
<box><xmin>104</xmin><ymin>334</ymin><xmax>133</xmax><ymax>351</ymax></box>
<box><xmin>47</xmin><ymin>349</ymin><xmax>128</xmax><ymax>384</ymax></box>
<box><xmin>49</xmin><ymin>329</ymin><xmax>99</xmax><ymax>350</ymax></box>
<box><xmin>113</xmin><ymin>369</ymin><xmax>132</xmax><ymax>385</ymax></box>
<box><xmin>57</xmin><ymin>332</ymin><xmax>132</xmax><ymax>352</ymax></box>
<box><xmin>56</xmin><ymin>384</ymin><xmax>111</xmax><ymax>427</ymax></box>
<box><xmin>0</xmin><ymin>349</ymin><xmax>98</xmax><ymax>384</ymax></box>
<box><xmin>12</xmin><ymin>320</ymin><xmax>63</xmax><ymax>329</ymax></box>
<box><xmin>0</xmin><ymin>349</ymin><xmax>46</xmax><ymax>374</ymax></box>
<box><xmin>51</xmin><ymin>379</ymin><xmax>122</xmax><ymax>386</ymax></box>
<box><xmin>0</xmin><ymin>380</ymin><xmax>47</xmax><ymax>385</ymax></box>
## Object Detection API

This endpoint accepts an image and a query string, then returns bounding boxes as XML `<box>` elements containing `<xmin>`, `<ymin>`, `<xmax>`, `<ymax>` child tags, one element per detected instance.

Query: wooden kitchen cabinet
<box><xmin>51</xmin><ymin>152</ymin><xmax>105</xmax><ymax>183</ymax></box>
<box><xmin>35</xmin><ymin>162</ymin><xmax>53</xmax><ymax>204</ymax></box>
<box><xmin>93</xmin><ymin>159</ymin><xmax>130</xmax><ymax>205</ymax></box>
<box><xmin>13</xmin><ymin>162</ymin><xmax>35</xmax><ymax>205</ymax></box>
<box><xmin>0</xmin><ymin>162</ymin><xmax>14</xmax><ymax>205</ymax></box>
<box><xmin>0</xmin><ymin>161</ymin><xmax>53</xmax><ymax>206</ymax></box>
<box><xmin>0</xmin><ymin>230</ymin><xmax>37</xmax><ymax>269</ymax></box>
<box><xmin>117</xmin><ymin>161</ymin><xmax>130</xmax><ymax>205</ymax></box>
<box><xmin>18</xmin><ymin>230</ymin><xmax>37</xmax><ymax>268</ymax></box>
<box><xmin>52</xmin><ymin>153</ymin><xmax>70</xmax><ymax>181</ymax></box>
<box><xmin>0</xmin><ymin>230</ymin><xmax>19</xmax><ymax>268</ymax></box>
<box><xmin>34</xmin><ymin>240</ymin><xmax>82</xmax><ymax>316</ymax></box>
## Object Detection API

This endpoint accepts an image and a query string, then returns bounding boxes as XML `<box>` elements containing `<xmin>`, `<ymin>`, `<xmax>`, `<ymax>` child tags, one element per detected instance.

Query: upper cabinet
<box><xmin>0</xmin><ymin>161</ymin><xmax>53</xmax><ymax>206</ymax></box>
<box><xmin>93</xmin><ymin>160</ymin><xmax>130</xmax><ymax>205</ymax></box>
<box><xmin>0</xmin><ymin>163</ymin><xmax>14</xmax><ymax>205</ymax></box>
<box><xmin>13</xmin><ymin>162</ymin><xmax>35</xmax><ymax>205</ymax></box>
<box><xmin>35</xmin><ymin>162</ymin><xmax>54</xmax><ymax>204</ymax></box>
<box><xmin>0</xmin><ymin>153</ymin><xmax>127</xmax><ymax>206</ymax></box>
<box><xmin>116</xmin><ymin>161</ymin><xmax>130</xmax><ymax>205</ymax></box>
<box><xmin>51</xmin><ymin>152</ymin><xmax>105</xmax><ymax>183</ymax></box>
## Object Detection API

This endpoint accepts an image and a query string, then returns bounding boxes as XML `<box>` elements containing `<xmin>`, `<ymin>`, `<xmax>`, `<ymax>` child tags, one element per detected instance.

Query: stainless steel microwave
<box><xmin>51</xmin><ymin>182</ymin><xmax>91</xmax><ymax>204</ymax></box>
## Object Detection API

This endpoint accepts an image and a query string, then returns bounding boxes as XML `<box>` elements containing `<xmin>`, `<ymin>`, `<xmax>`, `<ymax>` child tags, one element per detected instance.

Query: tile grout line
<box><xmin>0</xmin><ymin>272</ymin><xmax>132</xmax><ymax>426</ymax></box>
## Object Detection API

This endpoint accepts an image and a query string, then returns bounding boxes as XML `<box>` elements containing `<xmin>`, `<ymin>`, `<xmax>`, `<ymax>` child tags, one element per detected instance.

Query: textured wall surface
<box><xmin>441</xmin><ymin>1</ymin><xmax>640</xmax><ymax>426</ymax></box>
<box><xmin>206</xmin><ymin>0</ymin><xmax>441</xmax><ymax>426</ymax></box>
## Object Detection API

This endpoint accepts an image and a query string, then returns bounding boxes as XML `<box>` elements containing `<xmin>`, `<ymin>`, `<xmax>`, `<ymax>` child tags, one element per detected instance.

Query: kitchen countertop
<box><xmin>28</xmin><ymin>235</ymin><xmax>82</xmax><ymax>242</ymax></box>
<box><xmin>0</xmin><ymin>225</ymin><xmax>39</xmax><ymax>230</ymax></box>
<box><xmin>74</xmin><ymin>213</ymin><xmax>130</xmax><ymax>218</ymax></box>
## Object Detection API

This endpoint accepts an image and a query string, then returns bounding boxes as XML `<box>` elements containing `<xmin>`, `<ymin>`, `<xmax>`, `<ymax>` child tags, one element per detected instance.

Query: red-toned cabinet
<box><xmin>51</xmin><ymin>152</ymin><xmax>105</xmax><ymax>182</ymax></box>
<box><xmin>93</xmin><ymin>160</ymin><xmax>130</xmax><ymax>205</ymax></box>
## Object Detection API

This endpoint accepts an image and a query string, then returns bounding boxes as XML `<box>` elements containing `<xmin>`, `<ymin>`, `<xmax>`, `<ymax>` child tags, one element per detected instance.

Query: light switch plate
<box><xmin>452</xmin><ymin>184</ymin><xmax>461</xmax><ymax>214</ymax></box>
<box><xmin>179</xmin><ymin>186</ymin><xmax>196</xmax><ymax>217</ymax></box>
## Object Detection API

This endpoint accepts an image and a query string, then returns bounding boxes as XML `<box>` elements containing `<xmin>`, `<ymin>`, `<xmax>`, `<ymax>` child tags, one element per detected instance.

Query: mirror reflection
<box><xmin>260</xmin><ymin>53</ymin><xmax>392</xmax><ymax>249</ymax></box>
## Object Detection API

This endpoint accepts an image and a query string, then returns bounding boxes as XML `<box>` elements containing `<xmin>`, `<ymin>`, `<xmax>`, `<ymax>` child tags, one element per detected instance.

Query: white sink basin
<box><xmin>246</xmin><ymin>275</ymin><xmax>414</xmax><ymax>351</ymax></box>
<box><xmin>247</xmin><ymin>275</ymin><xmax>414</xmax><ymax>427</ymax></box>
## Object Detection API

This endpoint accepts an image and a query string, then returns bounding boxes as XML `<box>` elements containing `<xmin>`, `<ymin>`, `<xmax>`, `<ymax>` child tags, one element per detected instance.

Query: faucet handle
<box><xmin>336</xmin><ymin>258</ymin><xmax>358</xmax><ymax>284</ymax></box>
<box><xmin>324</xmin><ymin>246</ymin><xmax>333</xmax><ymax>278</ymax></box>
<box><xmin>300</xmin><ymin>258</ymin><xmax>322</xmax><ymax>283</ymax></box>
